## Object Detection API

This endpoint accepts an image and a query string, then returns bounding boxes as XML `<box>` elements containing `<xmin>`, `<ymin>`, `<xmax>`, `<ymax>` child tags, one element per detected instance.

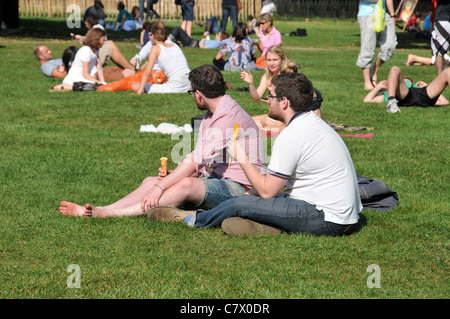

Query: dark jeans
<box><xmin>193</xmin><ymin>194</ymin><xmax>352</xmax><ymax>236</ymax></box>
<box><xmin>220</xmin><ymin>4</ymin><xmax>238</xmax><ymax>31</ymax></box>
<box><xmin>170</xmin><ymin>26</ymin><xmax>193</xmax><ymax>47</ymax></box>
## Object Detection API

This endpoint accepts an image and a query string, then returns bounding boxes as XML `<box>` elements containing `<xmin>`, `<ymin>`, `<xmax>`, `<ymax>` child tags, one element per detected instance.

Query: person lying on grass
<box><xmin>34</xmin><ymin>44</ymin><xmax>68</xmax><ymax>79</ymax></box>
<box><xmin>50</xmin><ymin>28</ymin><xmax>107</xmax><ymax>91</ymax></box>
<box><xmin>147</xmin><ymin>73</ymin><xmax>362</xmax><ymax>237</ymax></box>
<box><xmin>59</xmin><ymin>64</ymin><xmax>265</xmax><ymax>217</ymax></box>
<box><xmin>364</xmin><ymin>66</ymin><xmax>450</xmax><ymax>113</ymax></box>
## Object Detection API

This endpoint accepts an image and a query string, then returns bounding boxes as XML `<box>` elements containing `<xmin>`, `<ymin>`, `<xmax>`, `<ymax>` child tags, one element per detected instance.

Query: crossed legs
<box><xmin>59</xmin><ymin>176</ymin><xmax>206</xmax><ymax>218</ymax></box>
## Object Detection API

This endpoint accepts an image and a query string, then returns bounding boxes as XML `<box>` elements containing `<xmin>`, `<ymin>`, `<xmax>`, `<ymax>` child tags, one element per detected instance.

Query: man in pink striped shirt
<box><xmin>59</xmin><ymin>64</ymin><xmax>265</xmax><ymax>218</ymax></box>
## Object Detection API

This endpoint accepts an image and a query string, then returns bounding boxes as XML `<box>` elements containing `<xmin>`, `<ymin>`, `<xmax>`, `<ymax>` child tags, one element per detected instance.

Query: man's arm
<box><xmin>51</xmin><ymin>66</ymin><xmax>67</xmax><ymax>79</ymax></box>
<box><xmin>386</xmin><ymin>0</ymin><xmax>396</xmax><ymax>25</ymax></box>
<box><xmin>140</xmin><ymin>159</ymin><xmax>197</xmax><ymax>211</ymax></box>
<box><xmin>232</xmin><ymin>140</ymin><xmax>285</xmax><ymax>198</ymax></box>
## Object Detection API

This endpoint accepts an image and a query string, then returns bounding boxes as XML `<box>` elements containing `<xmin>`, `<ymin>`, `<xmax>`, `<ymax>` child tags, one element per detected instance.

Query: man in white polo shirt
<box><xmin>149</xmin><ymin>72</ymin><xmax>362</xmax><ymax>236</ymax></box>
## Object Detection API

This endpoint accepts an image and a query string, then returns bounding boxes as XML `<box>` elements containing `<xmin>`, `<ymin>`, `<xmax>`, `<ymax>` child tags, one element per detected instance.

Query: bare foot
<box><xmin>85</xmin><ymin>203</ymin><xmax>109</xmax><ymax>218</ymax></box>
<box><xmin>406</xmin><ymin>54</ymin><xmax>416</xmax><ymax>66</ymax></box>
<box><xmin>364</xmin><ymin>83</ymin><xmax>375</xmax><ymax>90</ymax></box>
<box><xmin>59</xmin><ymin>201</ymin><xmax>86</xmax><ymax>217</ymax></box>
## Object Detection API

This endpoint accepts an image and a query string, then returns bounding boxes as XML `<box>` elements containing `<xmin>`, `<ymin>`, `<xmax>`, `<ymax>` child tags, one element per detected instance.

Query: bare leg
<box><xmin>370</xmin><ymin>56</ymin><xmax>384</xmax><ymax>85</ymax></box>
<box><xmin>59</xmin><ymin>176</ymin><xmax>158</xmax><ymax>218</ymax></box>
<box><xmin>184</xmin><ymin>21</ymin><xmax>193</xmax><ymax>37</ymax></box>
<box><xmin>426</xmin><ymin>68</ymin><xmax>450</xmax><ymax>99</ymax></box>
<box><xmin>406</xmin><ymin>54</ymin><xmax>432</xmax><ymax>66</ymax></box>
<box><xmin>435</xmin><ymin>54</ymin><xmax>445</xmax><ymax>74</ymax></box>
<box><xmin>108</xmin><ymin>40</ymin><xmax>134</xmax><ymax>70</ymax></box>
<box><xmin>103</xmin><ymin>66</ymin><xmax>126</xmax><ymax>81</ymax></box>
<box><xmin>362</xmin><ymin>68</ymin><xmax>374</xmax><ymax>90</ymax></box>
<box><xmin>130</xmin><ymin>81</ymin><xmax>141</xmax><ymax>93</ymax></box>
<box><xmin>80</xmin><ymin>176</ymin><xmax>206</xmax><ymax>218</ymax></box>
<box><xmin>387</xmin><ymin>66</ymin><xmax>409</xmax><ymax>99</ymax></box>
<box><xmin>100</xmin><ymin>176</ymin><xmax>159</xmax><ymax>212</ymax></box>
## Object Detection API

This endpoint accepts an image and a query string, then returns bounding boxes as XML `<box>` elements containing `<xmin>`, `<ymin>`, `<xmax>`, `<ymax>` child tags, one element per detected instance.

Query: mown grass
<box><xmin>0</xmin><ymin>18</ymin><xmax>448</xmax><ymax>300</ymax></box>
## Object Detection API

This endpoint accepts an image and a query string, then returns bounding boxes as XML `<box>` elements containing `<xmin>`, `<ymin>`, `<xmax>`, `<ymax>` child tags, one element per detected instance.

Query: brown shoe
<box><xmin>147</xmin><ymin>206</ymin><xmax>194</xmax><ymax>222</ymax></box>
<box><xmin>221</xmin><ymin>217</ymin><xmax>280</xmax><ymax>236</ymax></box>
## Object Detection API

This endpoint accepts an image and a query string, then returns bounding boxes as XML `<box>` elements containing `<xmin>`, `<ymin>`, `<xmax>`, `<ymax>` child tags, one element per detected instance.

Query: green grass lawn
<box><xmin>0</xmin><ymin>18</ymin><xmax>448</xmax><ymax>300</ymax></box>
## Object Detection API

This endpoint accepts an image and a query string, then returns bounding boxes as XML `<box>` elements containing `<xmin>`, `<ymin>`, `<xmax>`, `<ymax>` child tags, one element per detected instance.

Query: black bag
<box><xmin>174</xmin><ymin>0</ymin><xmax>183</xmax><ymax>5</ymax></box>
<box><xmin>72</xmin><ymin>82</ymin><xmax>101</xmax><ymax>91</ymax></box>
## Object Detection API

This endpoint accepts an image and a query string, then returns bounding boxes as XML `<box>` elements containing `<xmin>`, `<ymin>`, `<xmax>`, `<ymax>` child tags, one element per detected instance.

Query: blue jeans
<box><xmin>182</xmin><ymin>175</ymin><xmax>247</xmax><ymax>210</ymax></box>
<box><xmin>193</xmin><ymin>194</ymin><xmax>351</xmax><ymax>236</ymax></box>
<box><xmin>220</xmin><ymin>4</ymin><xmax>238</xmax><ymax>31</ymax></box>
<box><xmin>206</xmin><ymin>16</ymin><xmax>220</xmax><ymax>34</ymax></box>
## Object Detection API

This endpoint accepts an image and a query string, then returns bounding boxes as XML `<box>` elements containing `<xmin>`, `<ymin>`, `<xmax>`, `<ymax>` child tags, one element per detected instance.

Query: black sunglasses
<box><xmin>187</xmin><ymin>89</ymin><xmax>197</xmax><ymax>95</ymax></box>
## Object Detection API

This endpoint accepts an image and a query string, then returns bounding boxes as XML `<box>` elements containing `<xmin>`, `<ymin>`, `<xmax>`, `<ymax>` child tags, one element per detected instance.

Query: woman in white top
<box><xmin>132</xmin><ymin>21</ymin><xmax>191</xmax><ymax>94</ymax></box>
<box><xmin>52</xmin><ymin>28</ymin><xmax>106</xmax><ymax>91</ymax></box>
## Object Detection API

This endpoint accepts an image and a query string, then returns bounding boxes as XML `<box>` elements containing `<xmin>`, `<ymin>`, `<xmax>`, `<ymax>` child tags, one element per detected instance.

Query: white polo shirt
<box><xmin>267</xmin><ymin>111</ymin><xmax>362</xmax><ymax>225</ymax></box>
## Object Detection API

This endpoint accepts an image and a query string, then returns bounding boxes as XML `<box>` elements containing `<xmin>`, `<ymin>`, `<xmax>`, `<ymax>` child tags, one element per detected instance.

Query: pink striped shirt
<box><xmin>187</xmin><ymin>94</ymin><xmax>266</xmax><ymax>187</ymax></box>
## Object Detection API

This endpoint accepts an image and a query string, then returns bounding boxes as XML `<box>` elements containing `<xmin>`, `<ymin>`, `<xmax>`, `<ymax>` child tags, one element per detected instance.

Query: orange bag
<box><xmin>256</xmin><ymin>56</ymin><xmax>266</xmax><ymax>69</ymax></box>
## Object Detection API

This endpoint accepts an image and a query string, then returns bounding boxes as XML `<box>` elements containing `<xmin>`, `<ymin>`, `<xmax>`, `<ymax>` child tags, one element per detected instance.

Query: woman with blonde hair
<box><xmin>51</xmin><ymin>28</ymin><xmax>106</xmax><ymax>91</ymax></box>
<box><xmin>240</xmin><ymin>45</ymin><xmax>285</xmax><ymax>102</ymax></box>
<box><xmin>132</xmin><ymin>21</ymin><xmax>191</xmax><ymax>94</ymax></box>
<box><xmin>241</xmin><ymin>46</ymin><xmax>322</xmax><ymax>135</ymax></box>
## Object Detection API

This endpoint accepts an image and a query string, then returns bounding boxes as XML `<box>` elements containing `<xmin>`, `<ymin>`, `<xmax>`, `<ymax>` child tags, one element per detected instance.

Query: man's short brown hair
<box><xmin>271</xmin><ymin>73</ymin><xmax>314</xmax><ymax>112</ymax></box>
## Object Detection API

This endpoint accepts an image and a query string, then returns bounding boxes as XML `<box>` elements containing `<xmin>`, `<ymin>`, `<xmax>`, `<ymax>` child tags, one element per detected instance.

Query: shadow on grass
<box><xmin>5</xmin><ymin>18</ymin><xmax>141</xmax><ymax>42</ymax></box>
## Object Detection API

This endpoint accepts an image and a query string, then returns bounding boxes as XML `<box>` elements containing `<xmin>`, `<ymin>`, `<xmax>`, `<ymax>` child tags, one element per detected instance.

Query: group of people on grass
<box><xmin>33</xmin><ymin>1</ymin><xmax>449</xmax><ymax>237</ymax></box>
<box><xmin>357</xmin><ymin>0</ymin><xmax>450</xmax><ymax>113</ymax></box>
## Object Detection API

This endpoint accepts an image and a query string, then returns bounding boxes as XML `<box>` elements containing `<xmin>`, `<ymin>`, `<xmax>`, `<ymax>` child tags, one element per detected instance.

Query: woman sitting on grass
<box><xmin>132</xmin><ymin>21</ymin><xmax>191</xmax><ymax>94</ymax></box>
<box><xmin>240</xmin><ymin>45</ymin><xmax>323</xmax><ymax>135</ymax></box>
<box><xmin>213</xmin><ymin>22</ymin><xmax>257</xmax><ymax>72</ymax></box>
<box><xmin>51</xmin><ymin>28</ymin><xmax>107</xmax><ymax>91</ymax></box>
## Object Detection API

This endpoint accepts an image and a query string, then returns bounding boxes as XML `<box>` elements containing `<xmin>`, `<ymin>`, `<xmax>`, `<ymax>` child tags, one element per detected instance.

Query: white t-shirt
<box><xmin>63</xmin><ymin>45</ymin><xmax>98</xmax><ymax>85</ymax></box>
<box><xmin>131</xmin><ymin>39</ymin><xmax>175</xmax><ymax>72</ymax></box>
<box><xmin>267</xmin><ymin>111</ymin><xmax>362</xmax><ymax>225</ymax></box>
<box><xmin>147</xmin><ymin>43</ymin><xmax>191</xmax><ymax>94</ymax></box>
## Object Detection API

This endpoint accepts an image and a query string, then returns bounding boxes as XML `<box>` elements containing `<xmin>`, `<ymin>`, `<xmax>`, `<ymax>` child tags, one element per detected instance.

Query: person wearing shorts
<box><xmin>385</xmin><ymin>65</ymin><xmax>450</xmax><ymax>113</ymax></box>
<box><xmin>356</xmin><ymin>0</ymin><xmax>397</xmax><ymax>90</ymax></box>
<box><xmin>58</xmin><ymin>64</ymin><xmax>265</xmax><ymax>218</ymax></box>
<box><xmin>431</xmin><ymin>0</ymin><xmax>450</xmax><ymax>74</ymax></box>
<box><xmin>148</xmin><ymin>73</ymin><xmax>362</xmax><ymax>237</ymax></box>
<box><xmin>181</xmin><ymin>0</ymin><xmax>195</xmax><ymax>37</ymax></box>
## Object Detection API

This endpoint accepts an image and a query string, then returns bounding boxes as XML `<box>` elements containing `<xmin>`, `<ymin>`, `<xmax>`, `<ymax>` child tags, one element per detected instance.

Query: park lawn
<box><xmin>0</xmin><ymin>18</ymin><xmax>448</xmax><ymax>300</ymax></box>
